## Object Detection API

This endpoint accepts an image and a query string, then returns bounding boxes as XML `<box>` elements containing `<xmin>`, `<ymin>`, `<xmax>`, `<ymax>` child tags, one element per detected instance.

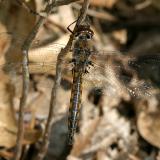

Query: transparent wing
<box><xmin>28</xmin><ymin>54</ymin><xmax>159</xmax><ymax>99</ymax></box>
<box><xmin>15</xmin><ymin>53</ymin><xmax>159</xmax><ymax>99</ymax></box>
<box><xmin>0</xmin><ymin>32</ymin><xmax>159</xmax><ymax>99</ymax></box>
<box><xmin>82</xmin><ymin>54</ymin><xmax>159</xmax><ymax>99</ymax></box>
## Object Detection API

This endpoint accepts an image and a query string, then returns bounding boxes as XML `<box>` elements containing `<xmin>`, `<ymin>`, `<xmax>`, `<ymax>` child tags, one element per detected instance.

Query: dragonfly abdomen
<box><xmin>68</xmin><ymin>68</ymin><xmax>83</xmax><ymax>145</ymax></box>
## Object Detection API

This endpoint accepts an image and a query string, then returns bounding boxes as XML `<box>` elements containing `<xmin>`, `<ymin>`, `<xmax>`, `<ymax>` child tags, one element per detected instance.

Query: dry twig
<box><xmin>14</xmin><ymin>1</ymin><xmax>57</xmax><ymax>160</ymax></box>
<box><xmin>14</xmin><ymin>17</ymin><xmax>45</xmax><ymax>160</ymax></box>
<box><xmin>15</xmin><ymin>0</ymin><xmax>40</xmax><ymax>16</ymax></box>
<box><xmin>16</xmin><ymin>0</ymin><xmax>80</xmax><ymax>17</ymax></box>
<box><xmin>72</xmin><ymin>3</ymin><xmax>117</xmax><ymax>21</ymax></box>
<box><xmin>50</xmin><ymin>0</ymin><xmax>80</xmax><ymax>7</ymax></box>
<box><xmin>35</xmin><ymin>0</ymin><xmax>90</xmax><ymax>159</ymax></box>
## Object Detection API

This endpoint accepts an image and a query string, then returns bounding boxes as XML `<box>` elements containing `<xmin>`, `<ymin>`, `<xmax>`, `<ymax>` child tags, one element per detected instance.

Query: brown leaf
<box><xmin>137</xmin><ymin>99</ymin><xmax>160</xmax><ymax>148</ymax></box>
<box><xmin>23</xmin><ymin>128</ymin><xmax>43</xmax><ymax>145</ymax></box>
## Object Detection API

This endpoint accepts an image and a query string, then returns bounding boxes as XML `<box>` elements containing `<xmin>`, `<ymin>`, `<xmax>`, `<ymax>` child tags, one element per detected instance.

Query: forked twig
<box><xmin>14</xmin><ymin>1</ymin><xmax>56</xmax><ymax>160</ymax></box>
<box><xmin>15</xmin><ymin>0</ymin><xmax>80</xmax><ymax>17</ymax></box>
<box><xmin>35</xmin><ymin>0</ymin><xmax>90</xmax><ymax>159</ymax></box>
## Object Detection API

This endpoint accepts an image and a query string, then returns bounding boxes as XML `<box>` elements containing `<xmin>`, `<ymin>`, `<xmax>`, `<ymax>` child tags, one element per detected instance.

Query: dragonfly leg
<box><xmin>67</xmin><ymin>19</ymin><xmax>78</xmax><ymax>34</ymax></box>
<box><xmin>84</xmin><ymin>60</ymin><xmax>94</xmax><ymax>74</ymax></box>
<box><xmin>128</xmin><ymin>60</ymin><xmax>141</xmax><ymax>70</ymax></box>
<box><xmin>70</xmin><ymin>58</ymin><xmax>76</xmax><ymax>64</ymax></box>
<box><xmin>88</xmin><ymin>60</ymin><xmax>94</xmax><ymax>66</ymax></box>
<box><xmin>85</xmin><ymin>69</ymin><xmax>89</xmax><ymax>74</ymax></box>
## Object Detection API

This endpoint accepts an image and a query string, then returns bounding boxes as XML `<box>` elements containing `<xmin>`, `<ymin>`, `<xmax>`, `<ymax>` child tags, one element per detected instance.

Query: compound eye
<box><xmin>86</xmin><ymin>33</ymin><xmax>92</xmax><ymax>39</ymax></box>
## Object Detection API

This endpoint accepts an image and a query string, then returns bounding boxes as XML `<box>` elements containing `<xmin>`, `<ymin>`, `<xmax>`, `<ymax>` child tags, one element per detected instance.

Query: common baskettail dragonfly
<box><xmin>0</xmin><ymin>26</ymin><xmax>160</xmax><ymax>145</ymax></box>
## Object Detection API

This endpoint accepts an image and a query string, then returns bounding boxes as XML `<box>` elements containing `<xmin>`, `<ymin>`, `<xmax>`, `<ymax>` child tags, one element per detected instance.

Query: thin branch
<box><xmin>15</xmin><ymin>0</ymin><xmax>80</xmax><ymax>17</ymax></box>
<box><xmin>51</xmin><ymin>0</ymin><xmax>80</xmax><ymax>7</ymax></box>
<box><xmin>35</xmin><ymin>0</ymin><xmax>90</xmax><ymax>159</ymax></box>
<box><xmin>14</xmin><ymin>17</ymin><xmax>45</xmax><ymax>160</ymax></box>
<box><xmin>72</xmin><ymin>3</ymin><xmax>117</xmax><ymax>21</ymax></box>
<box><xmin>15</xmin><ymin>0</ymin><xmax>40</xmax><ymax>16</ymax></box>
<box><xmin>14</xmin><ymin>1</ymin><xmax>56</xmax><ymax>160</ymax></box>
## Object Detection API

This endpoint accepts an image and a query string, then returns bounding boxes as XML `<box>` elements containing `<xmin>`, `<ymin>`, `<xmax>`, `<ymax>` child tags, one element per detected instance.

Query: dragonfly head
<box><xmin>75</xmin><ymin>25</ymin><xmax>94</xmax><ymax>41</ymax></box>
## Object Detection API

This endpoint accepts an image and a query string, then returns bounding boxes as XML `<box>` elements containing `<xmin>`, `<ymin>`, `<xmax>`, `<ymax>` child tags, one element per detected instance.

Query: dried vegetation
<box><xmin>0</xmin><ymin>0</ymin><xmax>160</xmax><ymax>159</ymax></box>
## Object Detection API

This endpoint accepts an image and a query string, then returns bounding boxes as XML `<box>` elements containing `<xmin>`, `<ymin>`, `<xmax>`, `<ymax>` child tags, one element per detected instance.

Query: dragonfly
<box><xmin>0</xmin><ymin>26</ymin><xmax>160</xmax><ymax>145</ymax></box>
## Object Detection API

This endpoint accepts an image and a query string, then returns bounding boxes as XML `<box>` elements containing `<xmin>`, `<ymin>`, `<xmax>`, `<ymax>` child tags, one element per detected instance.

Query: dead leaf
<box><xmin>137</xmin><ymin>99</ymin><xmax>160</xmax><ymax>148</ymax></box>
